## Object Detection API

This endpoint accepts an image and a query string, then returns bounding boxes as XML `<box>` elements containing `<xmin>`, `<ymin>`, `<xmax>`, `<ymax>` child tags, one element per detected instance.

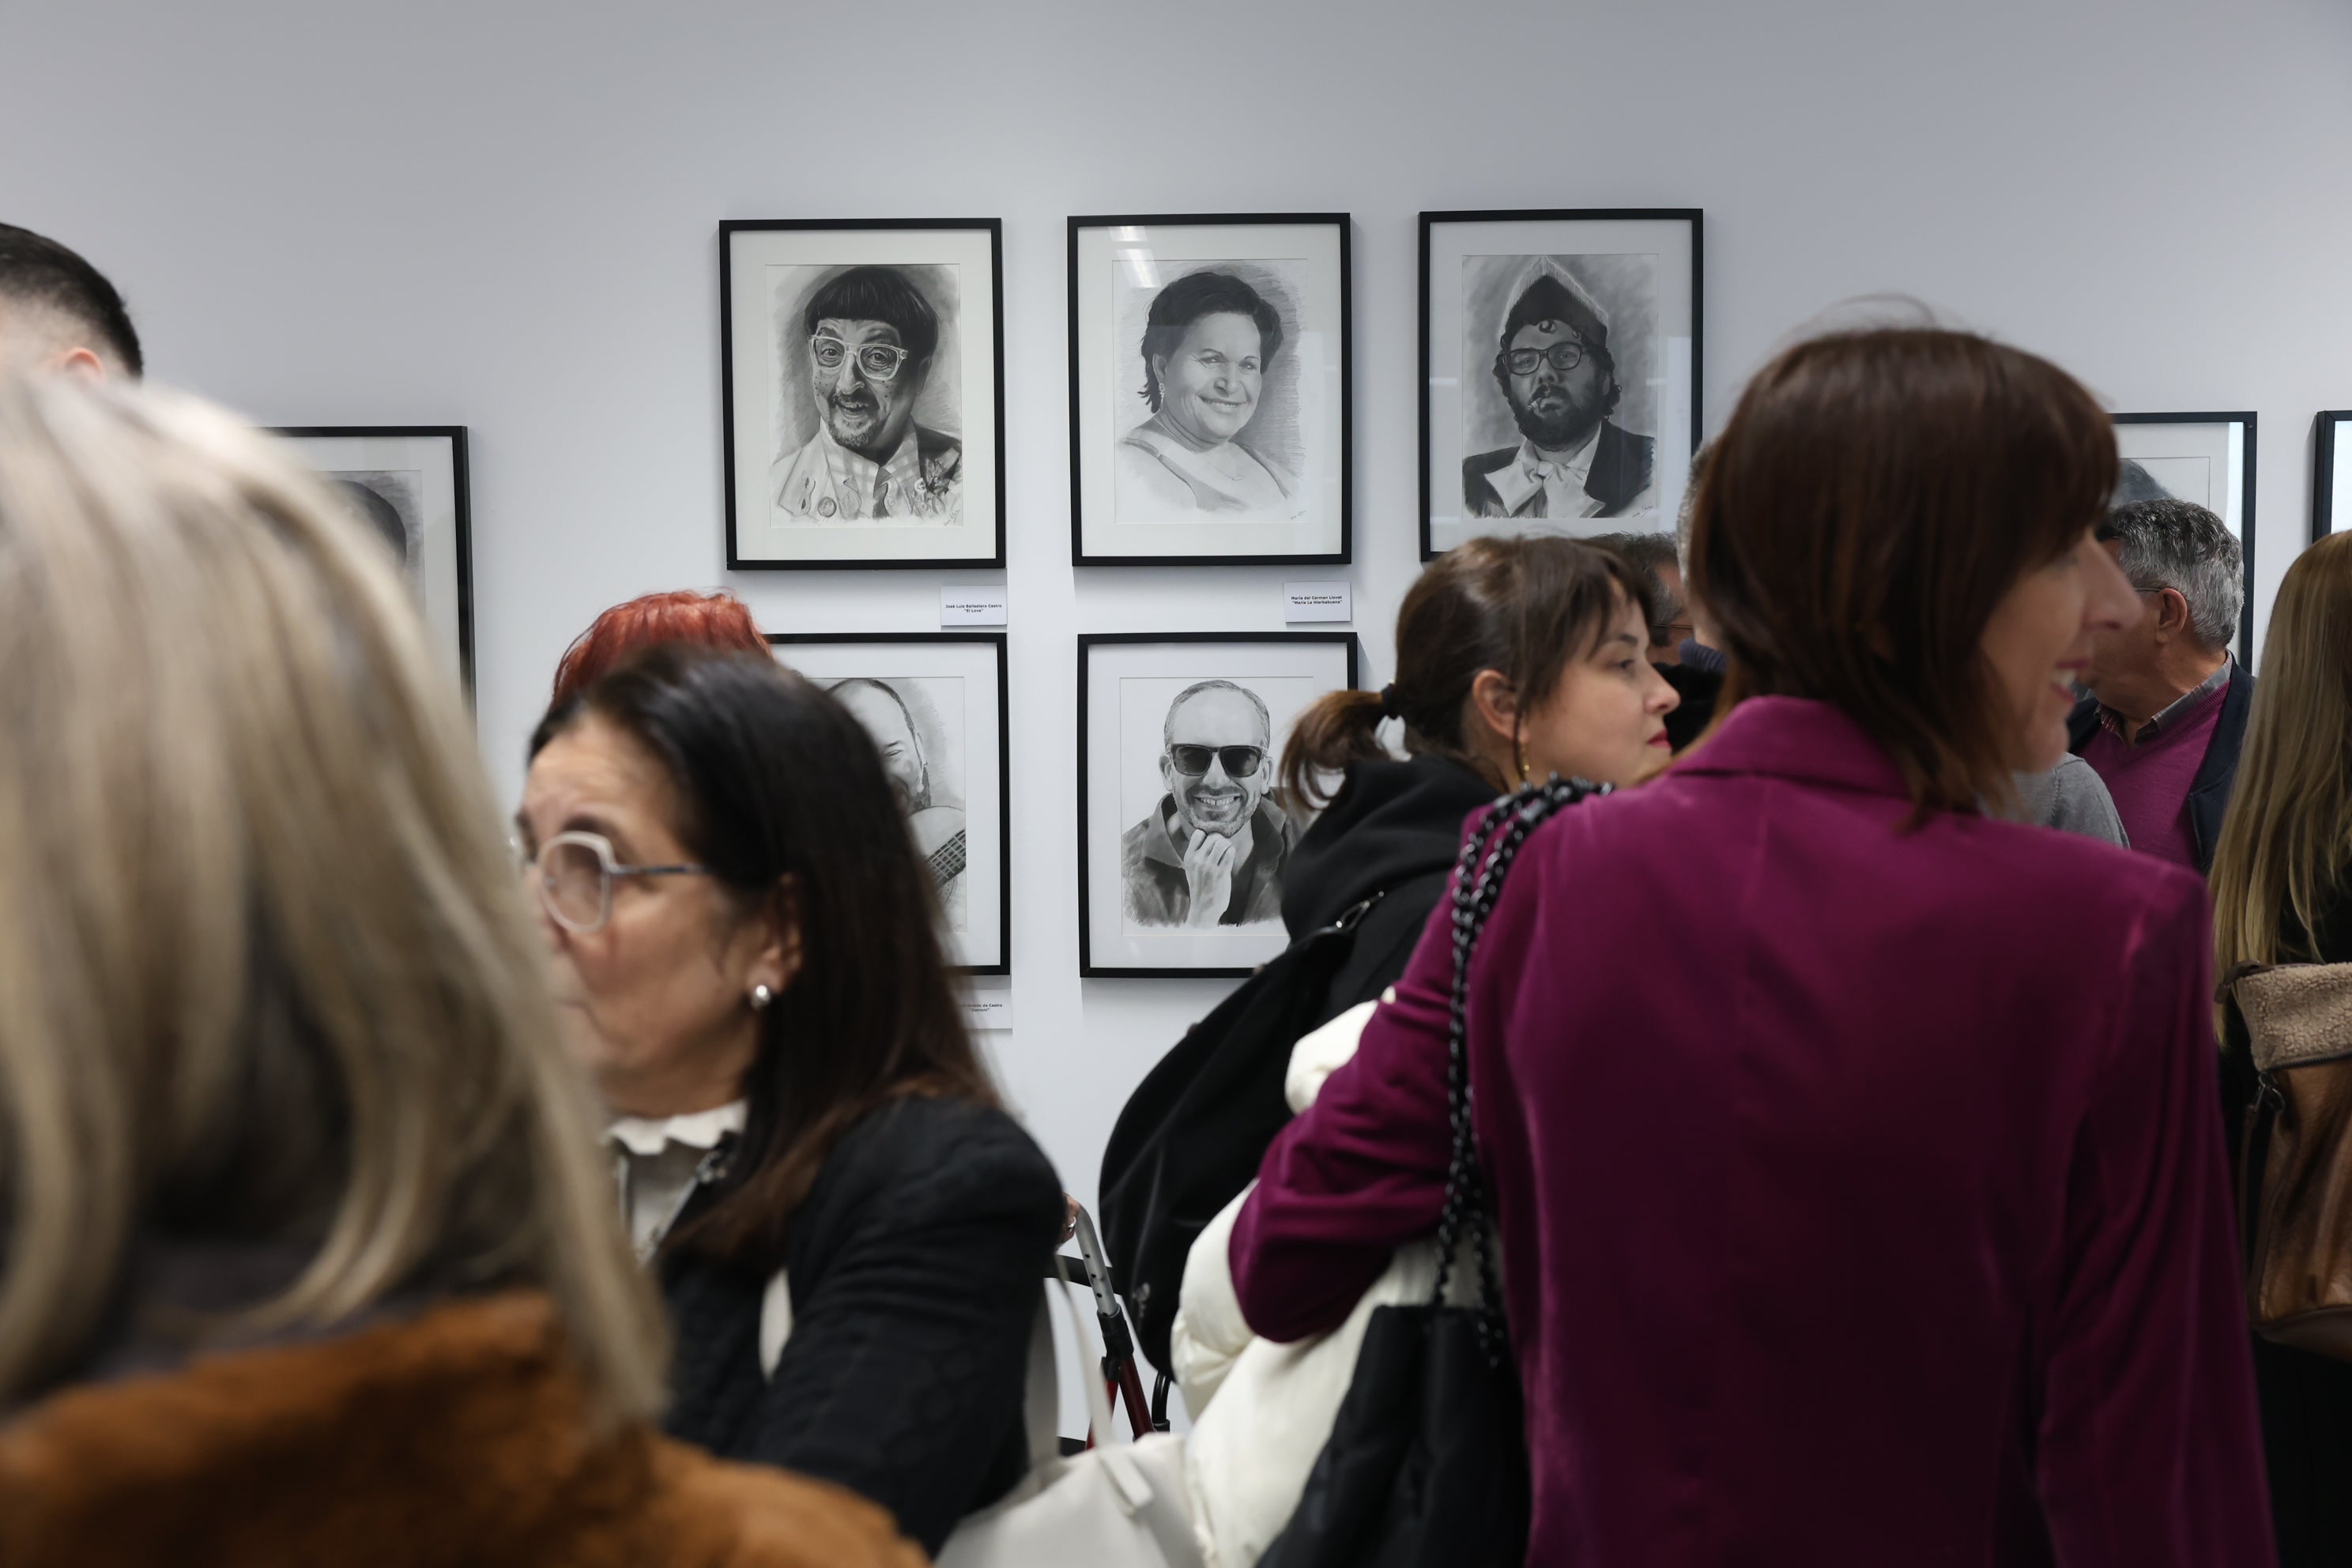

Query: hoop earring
<box><xmin>749</xmin><ymin>983</ymin><xmax>774</xmax><ymax>1011</ymax></box>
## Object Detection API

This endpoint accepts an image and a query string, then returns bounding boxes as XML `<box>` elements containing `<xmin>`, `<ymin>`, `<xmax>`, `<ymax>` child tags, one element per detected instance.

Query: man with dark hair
<box><xmin>0</xmin><ymin>223</ymin><xmax>142</xmax><ymax>379</ymax></box>
<box><xmin>2067</xmin><ymin>497</ymin><xmax>2253</xmax><ymax>874</ymax></box>
<box><xmin>1463</xmin><ymin>262</ymin><xmax>1651</xmax><ymax>522</ymax></box>
<box><xmin>771</xmin><ymin>265</ymin><xmax>960</xmax><ymax>522</ymax></box>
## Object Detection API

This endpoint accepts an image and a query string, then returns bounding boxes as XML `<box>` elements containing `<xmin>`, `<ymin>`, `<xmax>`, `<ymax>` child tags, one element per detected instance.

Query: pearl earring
<box><xmin>750</xmin><ymin>983</ymin><xmax>774</xmax><ymax>1011</ymax></box>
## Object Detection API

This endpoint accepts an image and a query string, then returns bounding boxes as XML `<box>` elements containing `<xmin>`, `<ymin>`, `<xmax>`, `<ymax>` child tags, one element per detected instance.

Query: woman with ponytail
<box><xmin>1274</xmin><ymin>533</ymin><xmax>1678</xmax><ymax>1018</ymax></box>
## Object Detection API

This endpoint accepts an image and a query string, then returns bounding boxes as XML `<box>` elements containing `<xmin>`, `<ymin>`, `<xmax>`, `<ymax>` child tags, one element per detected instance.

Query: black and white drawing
<box><xmin>274</xmin><ymin>427</ymin><xmax>473</xmax><ymax>694</ymax></box>
<box><xmin>724</xmin><ymin>221</ymin><xmax>1003</xmax><ymax>569</ymax></box>
<box><xmin>1070</xmin><ymin>216</ymin><xmax>1349</xmax><ymax>565</ymax></box>
<box><xmin>1422</xmin><ymin>210</ymin><xmax>1701</xmax><ymax>560</ymax></box>
<box><xmin>2316</xmin><ymin>411</ymin><xmax>2351</xmax><ymax>541</ymax></box>
<box><xmin>1080</xmin><ymin>632</ymin><xmax>1355</xmax><ymax>977</ymax></box>
<box><xmin>769</xmin><ymin>634</ymin><xmax>1009</xmax><ymax>973</ymax></box>
<box><xmin>2113</xmin><ymin>412</ymin><xmax>2258</xmax><ymax>651</ymax></box>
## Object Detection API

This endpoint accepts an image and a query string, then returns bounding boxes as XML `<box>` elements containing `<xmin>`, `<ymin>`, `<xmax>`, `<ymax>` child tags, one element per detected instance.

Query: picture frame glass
<box><xmin>1072</xmin><ymin>218</ymin><xmax>1348</xmax><ymax>563</ymax></box>
<box><xmin>2320</xmin><ymin>413</ymin><xmax>2351</xmax><ymax>537</ymax></box>
<box><xmin>769</xmin><ymin>636</ymin><xmax>1008</xmax><ymax>973</ymax></box>
<box><xmin>726</xmin><ymin>224</ymin><xmax>1001</xmax><ymax>567</ymax></box>
<box><xmin>1423</xmin><ymin>213</ymin><xmax>1698</xmax><ymax>560</ymax></box>
<box><xmin>274</xmin><ymin>428</ymin><xmax>471</xmax><ymax>690</ymax></box>
<box><xmin>1081</xmin><ymin>636</ymin><xmax>1355</xmax><ymax>976</ymax></box>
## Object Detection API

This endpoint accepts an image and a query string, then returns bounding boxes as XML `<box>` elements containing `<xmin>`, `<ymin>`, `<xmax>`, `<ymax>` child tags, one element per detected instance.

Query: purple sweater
<box><xmin>1232</xmin><ymin>696</ymin><xmax>2271</xmax><ymax>1566</ymax></box>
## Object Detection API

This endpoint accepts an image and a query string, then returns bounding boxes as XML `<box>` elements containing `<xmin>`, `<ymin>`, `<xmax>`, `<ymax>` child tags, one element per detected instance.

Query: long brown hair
<box><xmin>1280</xmin><ymin>535</ymin><xmax>1652</xmax><ymax>804</ymax></box>
<box><xmin>2213</xmin><ymin>531</ymin><xmax>2352</xmax><ymax>983</ymax></box>
<box><xmin>530</xmin><ymin>646</ymin><xmax>997</xmax><ymax>1269</ymax></box>
<box><xmin>1688</xmin><ymin>328</ymin><xmax>2116</xmax><ymax>815</ymax></box>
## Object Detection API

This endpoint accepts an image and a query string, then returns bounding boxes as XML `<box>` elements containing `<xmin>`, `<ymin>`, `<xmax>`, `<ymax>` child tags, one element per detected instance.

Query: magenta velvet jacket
<box><xmin>1231</xmin><ymin>696</ymin><xmax>2272</xmax><ymax>1566</ymax></box>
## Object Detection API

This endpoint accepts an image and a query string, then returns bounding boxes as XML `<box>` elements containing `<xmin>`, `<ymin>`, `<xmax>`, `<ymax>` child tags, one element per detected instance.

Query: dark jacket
<box><xmin>2067</xmin><ymin>660</ymin><xmax>2255</xmax><ymax>875</ymax></box>
<box><xmin>1659</xmin><ymin>659</ymin><xmax>1723</xmax><ymax>752</ymax></box>
<box><xmin>660</xmin><ymin>1095</ymin><xmax>1063</xmax><ymax>1556</ymax></box>
<box><xmin>1120</xmin><ymin>797</ymin><xmax>1296</xmax><ymax>928</ymax></box>
<box><xmin>1461</xmin><ymin>420</ymin><xmax>1654</xmax><ymax>518</ymax></box>
<box><xmin>1280</xmin><ymin>754</ymin><xmax>1500</xmax><ymax>1023</ymax></box>
<box><xmin>2222</xmin><ymin>884</ymin><xmax>2352</xmax><ymax>1568</ymax></box>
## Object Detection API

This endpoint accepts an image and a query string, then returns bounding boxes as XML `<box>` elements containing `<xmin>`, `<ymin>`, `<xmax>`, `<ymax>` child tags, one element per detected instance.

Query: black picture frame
<box><xmin>1418</xmin><ymin>207</ymin><xmax>1704</xmax><ymax>560</ymax></box>
<box><xmin>2315</xmin><ymin>411</ymin><xmax>2350</xmax><ymax>541</ymax></box>
<box><xmin>2113</xmin><ymin>411</ymin><xmax>2258</xmax><ymax>653</ymax></box>
<box><xmin>766</xmin><ymin>631</ymin><xmax>1012</xmax><ymax>975</ymax></box>
<box><xmin>721</xmin><ymin>218</ymin><xmax>1007</xmax><ymax>571</ymax></box>
<box><xmin>273</xmin><ymin>424</ymin><xmax>475</xmax><ymax>695</ymax></box>
<box><xmin>1077</xmin><ymin>630</ymin><xmax>1359</xmax><ymax>978</ymax></box>
<box><xmin>1067</xmin><ymin>213</ymin><xmax>1353</xmax><ymax>567</ymax></box>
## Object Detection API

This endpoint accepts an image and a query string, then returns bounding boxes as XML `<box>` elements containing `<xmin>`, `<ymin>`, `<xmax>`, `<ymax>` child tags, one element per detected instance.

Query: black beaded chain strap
<box><xmin>1429</xmin><ymin>775</ymin><xmax>1607</xmax><ymax>1364</ymax></box>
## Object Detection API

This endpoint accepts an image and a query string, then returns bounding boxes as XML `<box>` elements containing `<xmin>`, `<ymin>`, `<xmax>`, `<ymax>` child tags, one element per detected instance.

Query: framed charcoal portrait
<box><xmin>1069</xmin><ymin>214</ymin><xmax>1350</xmax><ymax>565</ymax></box>
<box><xmin>2314</xmin><ymin>412</ymin><xmax>2351</xmax><ymax>540</ymax></box>
<box><xmin>1078</xmin><ymin>631</ymin><xmax>1356</xmax><ymax>978</ymax></box>
<box><xmin>1420</xmin><ymin>209</ymin><xmax>1702</xmax><ymax>561</ymax></box>
<box><xmin>273</xmin><ymin>425</ymin><xmax>474</xmax><ymax>692</ymax></box>
<box><xmin>2113</xmin><ymin>412</ymin><xmax>2257</xmax><ymax>653</ymax></box>
<box><xmin>722</xmin><ymin>220</ymin><xmax>1004</xmax><ymax>570</ymax></box>
<box><xmin>767</xmin><ymin>633</ymin><xmax>1010</xmax><ymax>974</ymax></box>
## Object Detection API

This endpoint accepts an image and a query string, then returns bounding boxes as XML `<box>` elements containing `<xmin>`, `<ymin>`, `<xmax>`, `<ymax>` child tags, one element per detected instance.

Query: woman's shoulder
<box><xmin>816</xmin><ymin>1096</ymin><xmax>1061</xmax><ymax>1223</ymax></box>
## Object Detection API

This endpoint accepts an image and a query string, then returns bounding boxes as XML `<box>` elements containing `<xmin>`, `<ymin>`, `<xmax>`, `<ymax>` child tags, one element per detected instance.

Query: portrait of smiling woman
<box><xmin>1118</xmin><ymin>266</ymin><xmax>1305</xmax><ymax>521</ymax></box>
<box><xmin>517</xmin><ymin>646</ymin><xmax>1063</xmax><ymax>1555</ymax></box>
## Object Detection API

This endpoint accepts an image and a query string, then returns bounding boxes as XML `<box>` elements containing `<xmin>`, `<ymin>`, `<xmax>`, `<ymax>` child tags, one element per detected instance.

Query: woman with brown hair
<box><xmin>518</xmin><ymin>643</ymin><xmax>1064</xmax><ymax>1555</ymax></box>
<box><xmin>2210</xmin><ymin>528</ymin><xmax>2352</xmax><ymax>1566</ymax></box>
<box><xmin>0</xmin><ymin>377</ymin><xmax>916</xmax><ymax>1566</ymax></box>
<box><xmin>1232</xmin><ymin>328</ymin><xmax>2272</xmax><ymax>1562</ymax></box>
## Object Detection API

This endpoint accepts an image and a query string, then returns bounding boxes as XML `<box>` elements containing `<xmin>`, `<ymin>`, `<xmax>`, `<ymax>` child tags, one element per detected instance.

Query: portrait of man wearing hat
<box><xmin>1462</xmin><ymin>261</ymin><xmax>1655</xmax><ymax>521</ymax></box>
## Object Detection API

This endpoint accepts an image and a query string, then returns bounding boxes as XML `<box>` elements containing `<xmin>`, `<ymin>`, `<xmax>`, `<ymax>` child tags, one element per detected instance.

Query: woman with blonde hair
<box><xmin>0</xmin><ymin>375</ymin><xmax>917</xmax><ymax>1567</ymax></box>
<box><xmin>2211</xmin><ymin>527</ymin><xmax>2352</xmax><ymax>1567</ymax></box>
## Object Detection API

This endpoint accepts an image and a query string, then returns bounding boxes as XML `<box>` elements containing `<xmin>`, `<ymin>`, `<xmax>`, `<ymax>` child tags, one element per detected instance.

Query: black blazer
<box><xmin>2065</xmin><ymin>660</ymin><xmax>2255</xmax><ymax>876</ymax></box>
<box><xmin>1461</xmin><ymin>419</ymin><xmax>1654</xmax><ymax>518</ymax></box>
<box><xmin>659</xmin><ymin>1095</ymin><xmax>1063</xmax><ymax>1555</ymax></box>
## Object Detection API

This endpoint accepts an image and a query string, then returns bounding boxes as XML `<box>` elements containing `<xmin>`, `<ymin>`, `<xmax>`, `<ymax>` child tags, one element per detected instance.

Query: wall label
<box><xmin>941</xmin><ymin>586</ymin><xmax>1008</xmax><ymax>626</ymax></box>
<box><xmin>1283</xmin><ymin>581</ymin><xmax>1352</xmax><ymax>623</ymax></box>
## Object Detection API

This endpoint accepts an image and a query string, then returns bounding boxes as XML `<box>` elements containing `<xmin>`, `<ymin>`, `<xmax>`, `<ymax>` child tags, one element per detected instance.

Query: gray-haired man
<box><xmin>2068</xmin><ymin>498</ymin><xmax>2254</xmax><ymax>874</ymax></box>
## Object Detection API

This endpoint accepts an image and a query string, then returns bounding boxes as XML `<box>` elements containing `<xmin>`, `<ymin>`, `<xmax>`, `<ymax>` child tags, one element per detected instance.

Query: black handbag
<box><xmin>1259</xmin><ymin>778</ymin><xmax>1597</xmax><ymax>1568</ymax></box>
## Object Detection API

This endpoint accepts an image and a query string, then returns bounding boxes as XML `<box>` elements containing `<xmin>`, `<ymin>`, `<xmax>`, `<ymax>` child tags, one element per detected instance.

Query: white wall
<box><xmin>7</xmin><ymin>0</ymin><xmax>2350</xmax><ymax>1209</ymax></box>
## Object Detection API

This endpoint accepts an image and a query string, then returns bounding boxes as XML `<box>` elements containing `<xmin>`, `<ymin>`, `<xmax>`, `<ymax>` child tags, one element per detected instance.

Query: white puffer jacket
<box><xmin>1170</xmin><ymin>997</ymin><xmax>1480</xmax><ymax>1568</ymax></box>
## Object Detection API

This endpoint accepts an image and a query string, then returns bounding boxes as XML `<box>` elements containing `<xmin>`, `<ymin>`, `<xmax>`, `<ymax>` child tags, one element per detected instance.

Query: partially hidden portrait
<box><xmin>2112</xmin><ymin>412</ymin><xmax>2257</xmax><ymax>651</ymax></box>
<box><xmin>274</xmin><ymin>426</ymin><xmax>474</xmax><ymax>693</ymax></box>
<box><xmin>725</xmin><ymin>221</ymin><xmax>1004</xmax><ymax>569</ymax></box>
<box><xmin>768</xmin><ymin>634</ymin><xmax>1009</xmax><ymax>973</ymax></box>
<box><xmin>1080</xmin><ymin>633</ymin><xmax>1355</xmax><ymax>976</ymax></box>
<box><xmin>1422</xmin><ymin>209</ymin><xmax>1700</xmax><ymax>560</ymax></box>
<box><xmin>1071</xmin><ymin>216</ymin><xmax>1350</xmax><ymax>564</ymax></box>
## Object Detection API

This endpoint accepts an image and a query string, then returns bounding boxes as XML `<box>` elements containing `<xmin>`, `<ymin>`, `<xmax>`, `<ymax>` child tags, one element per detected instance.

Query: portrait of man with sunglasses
<box><xmin>771</xmin><ymin>264</ymin><xmax>963</xmax><ymax>523</ymax></box>
<box><xmin>1121</xmin><ymin>678</ymin><xmax>1298</xmax><ymax>931</ymax></box>
<box><xmin>1462</xmin><ymin>262</ymin><xmax>1654</xmax><ymax>523</ymax></box>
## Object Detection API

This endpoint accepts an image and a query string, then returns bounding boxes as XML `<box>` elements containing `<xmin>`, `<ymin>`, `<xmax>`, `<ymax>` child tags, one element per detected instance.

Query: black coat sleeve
<box><xmin>748</xmin><ymin>1097</ymin><xmax>1065</xmax><ymax>1555</ymax></box>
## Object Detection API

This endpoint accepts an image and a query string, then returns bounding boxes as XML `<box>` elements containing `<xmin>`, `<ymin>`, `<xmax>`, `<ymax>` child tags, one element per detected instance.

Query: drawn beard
<box><xmin>1509</xmin><ymin>379</ymin><xmax>1603</xmax><ymax>451</ymax></box>
<box><xmin>1180</xmin><ymin>778</ymin><xmax>1250</xmax><ymax>835</ymax></box>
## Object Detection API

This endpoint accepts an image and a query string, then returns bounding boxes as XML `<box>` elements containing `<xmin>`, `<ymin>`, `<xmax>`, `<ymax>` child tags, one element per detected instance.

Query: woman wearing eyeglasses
<box><xmin>1117</xmin><ymin>268</ymin><xmax>1304</xmax><ymax>520</ymax></box>
<box><xmin>515</xmin><ymin>646</ymin><xmax>1063</xmax><ymax>1555</ymax></box>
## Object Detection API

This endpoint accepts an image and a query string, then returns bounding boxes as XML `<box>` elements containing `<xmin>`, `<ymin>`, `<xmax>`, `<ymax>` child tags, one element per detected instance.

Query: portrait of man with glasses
<box><xmin>1462</xmin><ymin>261</ymin><xmax>1655</xmax><ymax>523</ymax></box>
<box><xmin>1120</xmin><ymin>677</ymin><xmax>1298</xmax><ymax>930</ymax></box>
<box><xmin>770</xmin><ymin>264</ymin><xmax>963</xmax><ymax>523</ymax></box>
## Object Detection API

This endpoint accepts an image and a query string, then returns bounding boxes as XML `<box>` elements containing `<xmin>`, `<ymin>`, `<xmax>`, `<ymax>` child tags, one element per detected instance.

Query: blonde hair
<box><xmin>2213</xmin><ymin>530</ymin><xmax>2352</xmax><ymax>996</ymax></box>
<box><xmin>0</xmin><ymin>376</ymin><xmax>665</xmax><ymax>1419</ymax></box>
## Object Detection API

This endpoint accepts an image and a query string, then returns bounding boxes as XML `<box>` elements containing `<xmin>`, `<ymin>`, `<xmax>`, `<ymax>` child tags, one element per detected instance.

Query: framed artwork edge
<box><xmin>2313</xmin><ymin>411</ymin><xmax>2350</xmax><ymax>542</ymax></box>
<box><xmin>719</xmin><ymin>218</ymin><xmax>1008</xmax><ymax>573</ymax></box>
<box><xmin>1066</xmin><ymin>213</ymin><xmax>1353</xmax><ymax>568</ymax></box>
<box><xmin>2113</xmin><ymin>409</ymin><xmax>2259</xmax><ymax>655</ymax></box>
<box><xmin>766</xmin><ymin>629</ymin><xmax>1012</xmax><ymax>976</ymax></box>
<box><xmin>271</xmin><ymin>423</ymin><xmax>475</xmax><ymax>699</ymax></box>
<box><xmin>1415</xmin><ymin>207</ymin><xmax>1705</xmax><ymax>561</ymax></box>
<box><xmin>1074</xmin><ymin>628</ymin><xmax>1361</xmax><ymax>979</ymax></box>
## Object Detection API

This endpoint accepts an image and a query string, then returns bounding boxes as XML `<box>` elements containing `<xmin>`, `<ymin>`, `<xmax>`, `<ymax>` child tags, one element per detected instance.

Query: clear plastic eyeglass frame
<box><xmin>514</xmin><ymin>828</ymin><xmax>711</xmax><ymax>934</ymax></box>
<box><xmin>809</xmin><ymin>334</ymin><xmax>911</xmax><ymax>382</ymax></box>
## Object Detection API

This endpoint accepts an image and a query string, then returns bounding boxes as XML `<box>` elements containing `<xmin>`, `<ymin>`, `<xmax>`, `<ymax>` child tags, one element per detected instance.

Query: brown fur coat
<box><xmin>0</xmin><ymin>1291</ymin><xmax>925</xmax><ymax>1567</ymax></box>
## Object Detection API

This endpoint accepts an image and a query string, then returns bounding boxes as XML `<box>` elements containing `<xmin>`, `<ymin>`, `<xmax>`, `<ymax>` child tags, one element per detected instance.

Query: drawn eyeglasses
<box><xmin>810</xmin><ymin>334</ymin><xmax>912</xmax><ymax>382</ymax></box>
<box><xmin>1166</xmin><ymin>744</ymin><xmax>1266</xmax><ymax>778</ymax></box>
<box><xmin>511</xmin><ymin>830</ymin><xmax>712</xmax><ymax>934</ymax></box>
<box><xmin>1501</xmin><ymin>341</ymin><xmax>1587</xmax><ymax>376</ymax></box>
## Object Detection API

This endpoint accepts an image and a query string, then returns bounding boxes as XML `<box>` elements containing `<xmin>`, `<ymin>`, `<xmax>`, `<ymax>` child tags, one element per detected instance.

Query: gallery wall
<box><xmin>6</xmin><ymin>0</ymin><xmax>2350</xmax><ymax>1212</ymax></box>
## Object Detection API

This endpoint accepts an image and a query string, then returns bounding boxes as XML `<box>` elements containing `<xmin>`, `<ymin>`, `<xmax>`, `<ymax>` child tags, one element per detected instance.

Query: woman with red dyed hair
<box><xmin>550</xmin><ymin>590</ymin><xmax>768</xmax><ymax>707</ymax></box>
